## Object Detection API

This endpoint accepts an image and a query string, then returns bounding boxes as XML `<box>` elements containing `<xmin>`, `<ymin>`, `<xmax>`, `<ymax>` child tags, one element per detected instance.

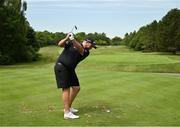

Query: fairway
<box><xmin>0</xmin><ymin>46</ymin><xmax>180</xmax><ymax>126</ymax></box>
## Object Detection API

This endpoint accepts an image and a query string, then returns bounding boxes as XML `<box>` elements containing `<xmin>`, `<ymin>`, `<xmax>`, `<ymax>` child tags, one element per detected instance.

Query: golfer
<box><xmin>54</xmin><ymin>33</ymin><xmax>96</xmax><ymax>119</ymax></box>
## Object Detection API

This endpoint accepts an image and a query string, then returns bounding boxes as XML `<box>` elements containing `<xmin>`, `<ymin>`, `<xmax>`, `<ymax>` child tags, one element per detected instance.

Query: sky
<box><xmin>25</xmin><ymin>0</ymin><xmax>180</xmax><ymax>38</ymax></box>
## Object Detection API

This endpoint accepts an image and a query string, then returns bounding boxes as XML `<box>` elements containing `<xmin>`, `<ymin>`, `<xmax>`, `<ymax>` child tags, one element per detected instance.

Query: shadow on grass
<box><xmin>78</xmin><ymin>103</ymin><xmax>113</xmax><ymax>115</ymax></box>
<box><xmin>142</xmin><ymin>51</ymin><xmax>180</xmax><ymax>55</ymax></box>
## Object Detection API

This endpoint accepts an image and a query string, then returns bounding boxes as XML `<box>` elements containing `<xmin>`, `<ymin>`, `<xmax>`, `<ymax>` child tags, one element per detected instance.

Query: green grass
<box><xmin>0</xmin><ymin>46</ymin><xmax>180</xmax><ymax>126</ymax></box>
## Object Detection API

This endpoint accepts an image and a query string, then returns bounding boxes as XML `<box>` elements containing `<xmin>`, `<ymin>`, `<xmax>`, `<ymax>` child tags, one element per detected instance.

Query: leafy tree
<box><xmin>75</xmin><ymin>32</ymin><xmax>86</xmax><ymax>42</ymax></box>
<box><xmin>86</xmin><ymin>32</ymin><xmax>111</xmax><ymax>45</ymax></box>
<box><xmin>54</xmin><ymin>32</ymin><xmax>66</xmax><ymax>44</ymax></box>
<box><xmin>122</xmin><ymin>8</ymin><xmax>180</xmax><ymax>54</ymax></box>
<box><xmin>36</xmin><ymin>31</ymin><xmax>66</xmax><ymax>47</ymax></box>
<box><xmin>122</xmin><ymin>31</ymin><xmax>136</xmax><ymax>47</ymax></box>
<box><xmin>0</xmin><ymin>0</ymin><xmax>40</xmax><ymax>64</ymax></box>
<box><xmin>159</xmin><ymin>8</ymin><xmax>180</xmax><ymax>54</ymax></box>
<box><xmin>25</xmin><ymin>25</ymin><xmax>40</xmax><ymax>60</ymax></box>
<box><xmin>111</xmin><ymin>36</ymin><xmax>122</xmax><ymax>45</ymax></box>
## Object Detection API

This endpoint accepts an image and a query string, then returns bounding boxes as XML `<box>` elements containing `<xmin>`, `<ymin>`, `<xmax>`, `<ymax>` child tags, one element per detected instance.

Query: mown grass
<box><xmin>0</xmin><ymin>46</ymin><xmax>180</xmax><ymax>126</ymax></box>
<box><xmin>36</xmin><ymin>46</ymin><xmax>180</xmax><ymax>73</ymax></box>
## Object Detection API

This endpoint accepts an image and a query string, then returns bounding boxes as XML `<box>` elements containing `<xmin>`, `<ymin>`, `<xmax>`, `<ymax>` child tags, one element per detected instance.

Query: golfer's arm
<box><xmin>72</xmin><ymin>40</ymin><xmax>84</xmax><ymax>55</ymax></box>
<box><xmin>58</xmin><ymin>37</ymin><xmax>68</xmax><ymax>47</ymax></box>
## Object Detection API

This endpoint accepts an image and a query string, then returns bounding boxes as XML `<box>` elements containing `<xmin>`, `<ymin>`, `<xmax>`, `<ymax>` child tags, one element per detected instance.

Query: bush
<box><xmin>0</xmin><ymin>54</ymin><xmax>14</xmax><ymax>65</ymax></box>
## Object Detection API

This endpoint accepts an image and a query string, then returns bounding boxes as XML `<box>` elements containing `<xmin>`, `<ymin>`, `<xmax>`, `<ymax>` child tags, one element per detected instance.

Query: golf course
<box><xmin>0</xmin><ymin>46</ymin><xmax>180</xmax><ymax>126</ymax></box>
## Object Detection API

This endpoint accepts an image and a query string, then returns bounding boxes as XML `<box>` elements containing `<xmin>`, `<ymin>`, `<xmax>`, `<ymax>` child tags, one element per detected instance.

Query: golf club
<box><xmin>68</xmin><ymin>25</ymin><xmax>77</xmax><ymax>40</ymax></box>
<box><xmin>70</xmin><ymin>25</ymin><xmax>77</xmax><ymax>33</ymax></box>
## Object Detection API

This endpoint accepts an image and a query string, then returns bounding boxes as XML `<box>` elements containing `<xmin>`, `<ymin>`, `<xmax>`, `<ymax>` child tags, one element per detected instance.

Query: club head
<box><xmin>75</xmin><ymin>25</ymin><xmax>77</xmax><ymax>30</ymax></box>
<box><xmin>70</xmin><ymin>25</ymin><xmax>78</xmax><ymax>33</ymax></box>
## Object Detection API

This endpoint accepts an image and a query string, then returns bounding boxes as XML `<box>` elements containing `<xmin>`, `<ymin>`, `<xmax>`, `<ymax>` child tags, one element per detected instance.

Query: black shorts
<box><xmin>54</xmin><ymin>62</ymin><xmax>79</xmax><ymax>89</ymax></box>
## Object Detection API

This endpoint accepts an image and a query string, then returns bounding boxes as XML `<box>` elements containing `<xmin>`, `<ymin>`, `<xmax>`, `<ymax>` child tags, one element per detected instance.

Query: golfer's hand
<box><xmin>58</xmin><ymin>33</ymin><xmax>73</xmax><ymax>46</ymax></box>
<box><xmin>67</xmin><ymin>33</ymin><xmax>75</xmax><ymax>41</ymax></box>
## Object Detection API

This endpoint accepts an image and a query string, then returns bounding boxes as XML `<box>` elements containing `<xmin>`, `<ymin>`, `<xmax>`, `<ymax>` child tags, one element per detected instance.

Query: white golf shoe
<box><xmin>64</xmin><ymin>108</ymin><xmax>79</xmax><ymax>113</ymax></box>
<box><xmin>64</xmin><ymin>112</ymin><xmax>79</xmax><ymax>119</ymax></box>
<box><xmin>70</xmin><ymin>108</ymin><xmax>79</xmax><ymax>113</ymax></box>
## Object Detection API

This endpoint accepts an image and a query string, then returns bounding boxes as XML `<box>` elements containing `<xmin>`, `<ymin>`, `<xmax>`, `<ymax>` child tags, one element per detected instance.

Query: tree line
<box><xmin>36</xmin><ymin>31</ymin><xmax>122</xmax><ymax>47</ymax></box>
<box><xmin>121</xmin><ymin>8</ymin><xmax>180</xmax><ymax>54</ymax></box>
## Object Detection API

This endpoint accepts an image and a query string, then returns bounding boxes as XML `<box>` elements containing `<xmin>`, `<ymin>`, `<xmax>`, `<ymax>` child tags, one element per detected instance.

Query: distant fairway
<box><xmin>0</xmin><ymin>46</ymin><xmax>180</xmax><ymax>126</ymax></box>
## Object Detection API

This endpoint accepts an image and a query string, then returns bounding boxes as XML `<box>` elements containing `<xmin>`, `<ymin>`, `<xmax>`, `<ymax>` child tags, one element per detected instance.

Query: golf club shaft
<box><xmin>70</xmin><ymin>25</ymin><xmax>77</xmax><ymax>33</ymax></box>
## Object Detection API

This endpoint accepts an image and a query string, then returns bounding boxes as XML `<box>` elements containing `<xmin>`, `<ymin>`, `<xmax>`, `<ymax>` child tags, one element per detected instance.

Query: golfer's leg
<box><xmin>69</xmin><ymin>86</ymin><xmax>80</xmax><ymax>108</ymax></box>
<box><xmin>62</xmin><ymin>88</ymin><xmax>70</xmax><ymax>112</ymax></box>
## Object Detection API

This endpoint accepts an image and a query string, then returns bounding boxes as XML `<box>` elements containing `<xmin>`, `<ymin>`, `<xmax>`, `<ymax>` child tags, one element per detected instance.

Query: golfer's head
<box><xmin>83</xmin><ymin>38</ymin><xmax>97</xmax><ymax>50</ymax></box>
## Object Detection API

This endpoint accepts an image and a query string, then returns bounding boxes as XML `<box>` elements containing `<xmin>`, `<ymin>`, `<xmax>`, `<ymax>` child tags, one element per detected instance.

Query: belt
<box><xmin>57</xmin><ymin>62</ymin><xmax>63</xmax><ymax>66</ymax></box>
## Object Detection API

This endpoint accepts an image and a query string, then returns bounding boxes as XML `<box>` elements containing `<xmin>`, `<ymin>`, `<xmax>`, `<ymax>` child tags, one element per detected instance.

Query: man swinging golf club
<box><xmin>54</xmin><ymin>32</ymin><xmax>96</xmax><ymax>119</ymax></box>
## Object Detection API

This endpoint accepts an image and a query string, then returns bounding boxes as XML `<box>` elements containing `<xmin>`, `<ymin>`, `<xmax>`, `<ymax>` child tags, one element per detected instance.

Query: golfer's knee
<box><xmin>62</xmin><ymin>87</ymin><xmax>70</xmax><ymax>92</ymax></box>
<box><xmin>72</xmin><ymin>86</ymin><xmax>80</xmax><ymax>92</ymax></box>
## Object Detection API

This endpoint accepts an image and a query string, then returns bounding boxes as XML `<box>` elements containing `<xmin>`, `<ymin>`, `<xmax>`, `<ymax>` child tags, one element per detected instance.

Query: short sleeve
<box><xmin>82</xmin><ymin>49</ymin><xmax>89</xmax><ymax>58</ymax></box>
<box><xmin>64</xmin><ymin>41</ymin><xmax>73</xmax><ymax>49</ymax></box>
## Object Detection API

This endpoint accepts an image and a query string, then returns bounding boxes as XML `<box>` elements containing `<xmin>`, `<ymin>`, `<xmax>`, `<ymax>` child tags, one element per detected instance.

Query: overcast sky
<box><xmin>25</xmin><ymin>0</ymin><xmax>180</xmax><ymax>38</ymax></box>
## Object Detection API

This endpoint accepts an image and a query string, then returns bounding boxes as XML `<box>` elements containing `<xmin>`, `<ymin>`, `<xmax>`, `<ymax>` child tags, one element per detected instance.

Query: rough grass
<box><xmin>0</xmin><ymin>46</ymin><xmax>180</xmax><ymax>126</ymax></box>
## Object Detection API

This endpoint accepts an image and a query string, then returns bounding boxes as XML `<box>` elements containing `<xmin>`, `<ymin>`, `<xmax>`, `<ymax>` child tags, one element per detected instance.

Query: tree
<box><xmin>0</xmin><ymin>0</ymin><xmax>40</xmax><ymax>64</ymax></box>
<box><xmin>25</xmin><ymin>25</ymin><xmax>40</xmax><ymax>60</ymax></box>
<box><xmin>75</xmin><ymin>32</ymin><xmax>86</xmax><ymax>42</ymax></box>
<box><xmin>121</xmin><ymin>8</ymin><xmax>180</xmax><ymax>54</ymax></box>
<box><xmin>36</xmin><ymin>31</ymin><xmax>66</xmax><ymax>47</ymax></box>
<box><xmin>111</xmin><ymin>36</ymin><xmax>122</xmax><ymax>45</ymax></box>
<box><xmin>122</xmin><ymin>31</ymin><xmax>136</xmax><ymax>48</ymax></box>
<box><xmin>159</xmin><ymin>9</ymin><xmax>180</xmax><ymax>54</ymax></box>
<box><xmin>86</xmin><ymin>32</ymin><xmax>111</xmax><ymax>45</ymax></box>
